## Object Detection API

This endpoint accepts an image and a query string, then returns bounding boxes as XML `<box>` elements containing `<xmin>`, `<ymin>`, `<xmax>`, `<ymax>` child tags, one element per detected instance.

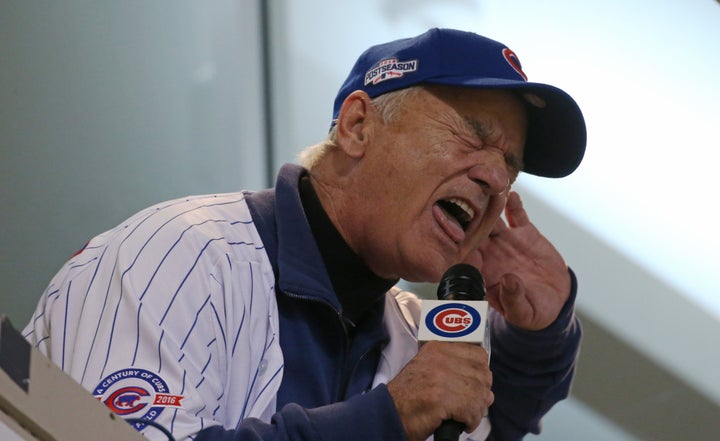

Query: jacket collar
<box><xmin>247</xmin><ymin>163</ymin><xmax>340</xmax><ymax>309</ymax></box>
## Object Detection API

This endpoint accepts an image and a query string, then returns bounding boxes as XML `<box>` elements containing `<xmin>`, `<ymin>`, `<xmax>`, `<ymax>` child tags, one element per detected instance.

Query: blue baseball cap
<box><xmin>331</xmin><ymin>28</ymin><xmax>587</xmax><ymax>178</ymax></box>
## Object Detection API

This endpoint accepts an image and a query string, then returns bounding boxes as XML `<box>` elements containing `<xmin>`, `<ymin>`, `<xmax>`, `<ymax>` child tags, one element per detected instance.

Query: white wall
<box><xmin>0</xmin><ymin>1</ymin><xmax>267</xmax><ymax>325</ymax></box>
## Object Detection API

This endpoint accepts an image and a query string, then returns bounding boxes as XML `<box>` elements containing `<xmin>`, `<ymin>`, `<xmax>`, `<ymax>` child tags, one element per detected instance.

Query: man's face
<box><xmin>349</xmin><ymin>86</ymin><xmax>527</xmax><ymax>283</ymax></box>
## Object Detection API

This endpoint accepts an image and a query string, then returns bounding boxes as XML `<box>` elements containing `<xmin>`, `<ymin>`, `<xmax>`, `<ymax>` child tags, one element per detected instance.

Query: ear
<box><xmin>335</xmin><ymin>90</ymin><xmax>377</xmax><ymax>158</ymax></box>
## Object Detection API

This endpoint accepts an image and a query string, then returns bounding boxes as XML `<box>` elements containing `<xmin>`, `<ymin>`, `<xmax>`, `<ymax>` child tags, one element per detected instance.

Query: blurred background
<box><xmin>2</xmin><ymin>1</ymin><xmax>719</xmax><ymax>439</ymax></box>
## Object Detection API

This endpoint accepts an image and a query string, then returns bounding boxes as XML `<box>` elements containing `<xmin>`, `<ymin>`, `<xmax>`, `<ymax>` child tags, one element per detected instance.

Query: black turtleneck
<box><xmin>298</xmin><ymin>175</ymin><xmax>396</xmax><ymax>326</ymax></box>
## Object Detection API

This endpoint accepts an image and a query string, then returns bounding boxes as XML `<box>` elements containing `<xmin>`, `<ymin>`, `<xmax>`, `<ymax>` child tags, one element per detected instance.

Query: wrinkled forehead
<box><xmin>422</xmin><ymin>85</ymin><xmax>528</xmax><ymax>136</ymax></box>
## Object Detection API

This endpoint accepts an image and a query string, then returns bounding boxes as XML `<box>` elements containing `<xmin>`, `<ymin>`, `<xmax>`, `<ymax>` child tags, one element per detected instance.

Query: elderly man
<box><xmin>24</xmin><ymin>28</ymin><xmax>586</xmax><ymax>441</ymax></box>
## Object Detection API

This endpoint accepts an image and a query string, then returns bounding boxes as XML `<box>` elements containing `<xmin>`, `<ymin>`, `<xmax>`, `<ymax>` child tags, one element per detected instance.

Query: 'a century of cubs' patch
<box><xmin>94</xmin><ymin>368</ymin><xmax>184</xmax><ymax>431</ymax></box>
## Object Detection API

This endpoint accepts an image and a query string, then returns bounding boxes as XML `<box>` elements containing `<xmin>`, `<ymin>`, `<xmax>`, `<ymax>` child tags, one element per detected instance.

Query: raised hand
<box><xmin>464</xmin><ymin>191</ymin><xmax>571</xmax><ymax>331</ymax></box>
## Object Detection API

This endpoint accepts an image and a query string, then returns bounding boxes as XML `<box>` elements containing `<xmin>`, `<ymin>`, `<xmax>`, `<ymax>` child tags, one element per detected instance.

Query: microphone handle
<box><xmin>432</xmin><ymin>263</ymin><xmax>486</xmax><ymax>441</ymax></box>
<box><xmin>435</xmin><ymin>419</ymin><xmax>464</xmax><ymax>441</ymax></box>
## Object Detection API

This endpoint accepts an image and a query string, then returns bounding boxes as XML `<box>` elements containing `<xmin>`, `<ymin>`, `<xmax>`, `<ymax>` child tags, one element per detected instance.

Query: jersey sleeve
<box><xmin>22</xmin><ymin>195</ymin><xmax>283</xmax><ymax>441</ymax></box>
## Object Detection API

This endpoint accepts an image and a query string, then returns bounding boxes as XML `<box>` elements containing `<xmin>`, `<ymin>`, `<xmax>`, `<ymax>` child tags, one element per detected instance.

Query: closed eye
<box><xmin>464</xmin><ymin>117</ymin><xmax>524</xmax><ymax>179</ymax></box>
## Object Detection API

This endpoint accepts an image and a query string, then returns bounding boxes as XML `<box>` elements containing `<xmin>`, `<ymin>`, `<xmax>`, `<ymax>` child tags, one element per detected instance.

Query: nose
<box><xmin>468</xmin><ymin>154</ymin><xmax>510</xmax><ymax>196</ymax></box>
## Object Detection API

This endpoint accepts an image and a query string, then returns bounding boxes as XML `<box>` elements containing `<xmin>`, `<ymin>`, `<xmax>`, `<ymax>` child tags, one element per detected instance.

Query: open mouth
<box><xmin>437</xmin><ymin>198</ymin><xmax>475</xmax><ymax>231</ymax></box>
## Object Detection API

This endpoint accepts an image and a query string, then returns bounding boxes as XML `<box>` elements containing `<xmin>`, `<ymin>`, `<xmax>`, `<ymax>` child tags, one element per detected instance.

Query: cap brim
<box><xmin>424</xmin><ymin>77</ymin><xmax>587</xmax><ymax>178</ymax></box>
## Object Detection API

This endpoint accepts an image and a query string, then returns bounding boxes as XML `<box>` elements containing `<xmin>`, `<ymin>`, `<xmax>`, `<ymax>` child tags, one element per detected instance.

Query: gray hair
<box><xmin>298</xmin><ymin>86</ymin><xmax>424</xmax><ymax>169</ymax></box>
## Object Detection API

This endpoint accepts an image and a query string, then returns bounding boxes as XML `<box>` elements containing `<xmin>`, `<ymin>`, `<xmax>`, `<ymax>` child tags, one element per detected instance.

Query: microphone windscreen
<box><xmin>436</xmin><ymin>263</ymin><xmax>486</xmax><ymax>301</ymax></box>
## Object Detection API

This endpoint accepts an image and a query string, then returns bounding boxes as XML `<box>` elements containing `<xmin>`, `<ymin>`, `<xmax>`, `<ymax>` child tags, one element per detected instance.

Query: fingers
<box><xmin>487</xmin><ymin>191</ymin><xmax>525</xmax><ymax>239</ymax></box>
<box><xmin>488</xmin><ymin>216</ymin><xmax>508</xmax><ymax>238</ymax></box>
<box><xmin>387</xmin><ymin>342</ymin><xmax>493</xmax><ymax>441</ymax></box>
<box><xmin>504</xmin><ymin>191</ymin><xmax>530</xmax><ymax>228</ymax></box>
<box><xmin>478</xmin><ymin>190</ymin><xmax>572</xmax><ymax>330</ymax></box>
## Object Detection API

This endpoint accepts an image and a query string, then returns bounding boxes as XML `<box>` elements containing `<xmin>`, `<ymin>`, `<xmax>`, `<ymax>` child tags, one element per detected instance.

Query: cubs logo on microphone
<box><xmin>418</xmin><ymin>300</ymin><xmax>489</xmax><ymax>343</ymax></box>
<box><xmin>426</xmin><ymin>303</ymin><xmax>481</xmax><ymax>338</ymax></box>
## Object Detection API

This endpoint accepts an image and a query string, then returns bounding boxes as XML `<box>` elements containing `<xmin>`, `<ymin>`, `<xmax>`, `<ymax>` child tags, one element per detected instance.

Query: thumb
<box><xmin>498</xmin><ymin>273</ymin><xmax>532</xmax><ymax>328</ymax></box>
<box><xmin>500</xmin><ymin>273</ymin><xmax>523</xmax><ymax>300</ymax></box>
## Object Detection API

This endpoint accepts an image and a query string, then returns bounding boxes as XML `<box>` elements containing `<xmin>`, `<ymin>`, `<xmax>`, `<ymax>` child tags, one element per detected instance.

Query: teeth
<box><xmin>448</xmin><ymin>198</ymin><xmax>475</xmax><ymax>221</ymax></box>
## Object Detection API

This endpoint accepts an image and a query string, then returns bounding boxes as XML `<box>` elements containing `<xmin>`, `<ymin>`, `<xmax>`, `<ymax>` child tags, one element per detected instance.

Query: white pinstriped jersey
<box><xmin>23</xmin><ymin>189</ymin><xmax>491</xmax><ymax>441</ymax></box>
<box><xmin>23</xmin><ymin>193</ymin><xmax>285</xmax><ymax>440</ymax></box>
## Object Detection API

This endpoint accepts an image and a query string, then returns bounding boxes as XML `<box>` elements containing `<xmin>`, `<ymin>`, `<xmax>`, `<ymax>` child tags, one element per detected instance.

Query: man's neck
<box><xmin>298</xmin><ymin>174</ymin><xmax>395</xmax><ymax>325</ymax></box>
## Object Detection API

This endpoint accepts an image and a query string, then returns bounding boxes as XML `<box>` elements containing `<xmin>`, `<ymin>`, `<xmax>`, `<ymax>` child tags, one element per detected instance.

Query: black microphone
<box><xmin>436</xmin><ymin>263</ymin><xmax>487</xmax><ymax>302</ymax></box>
<box><xmin>422</xmin><ymin>264</ymin><xmax>488</xmax><ymax>441</ymax></box>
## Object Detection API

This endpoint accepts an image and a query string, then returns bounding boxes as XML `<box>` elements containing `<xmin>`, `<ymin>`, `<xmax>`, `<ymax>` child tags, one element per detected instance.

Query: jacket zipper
<box><xmin>282</xmin><ymin>290</ymin><xmax>351</xmax><ymax>401</ymax></box>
